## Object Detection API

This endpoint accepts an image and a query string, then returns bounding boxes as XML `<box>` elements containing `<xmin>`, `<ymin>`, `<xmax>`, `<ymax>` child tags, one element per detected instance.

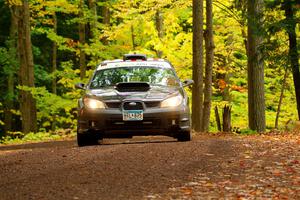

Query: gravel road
<box><xmin>1</xmin><ymin>134</ymin><xmax>300</xmax><ymax>200</ymax></box>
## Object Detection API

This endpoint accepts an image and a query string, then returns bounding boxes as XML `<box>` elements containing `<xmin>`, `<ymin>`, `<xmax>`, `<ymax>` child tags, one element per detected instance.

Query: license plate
<box><xmin>123</xmin><ymin>110</ymin><xmax>143</xmax><ymax>121</ymax></box>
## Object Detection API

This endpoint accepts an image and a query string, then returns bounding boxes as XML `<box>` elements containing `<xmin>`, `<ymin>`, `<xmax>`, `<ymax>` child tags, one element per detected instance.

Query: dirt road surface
<box><xmin>1</xmin><ymin>134</ymin><xmax>300</xmax><ymax>199</ymax></box>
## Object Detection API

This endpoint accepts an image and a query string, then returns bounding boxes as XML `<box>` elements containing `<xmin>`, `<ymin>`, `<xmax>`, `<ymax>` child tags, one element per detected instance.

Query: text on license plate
<box><xmin>123</xmin><ymin>110</ymin><xmax>143</xmax><ymax>121</ymax></box>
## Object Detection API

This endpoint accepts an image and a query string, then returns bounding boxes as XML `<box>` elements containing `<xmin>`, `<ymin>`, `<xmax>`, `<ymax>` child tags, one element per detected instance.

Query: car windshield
<box><xmin>89</xmin><ymin>66</ymin><xmax>180</xmax><ymax>89</ymax></box>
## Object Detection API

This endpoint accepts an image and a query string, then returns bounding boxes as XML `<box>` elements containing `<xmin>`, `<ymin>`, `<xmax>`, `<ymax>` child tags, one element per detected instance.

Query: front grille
<box><xmin>106</xmin><ymin>102</ymin><xmax>121</xmax><ymax>109</ymax></box>
<box><xmin>123</xmin><ymin>101</ymin><xmax>144</xmax><ymax>110</ymax></box>
<box><xmin>106</xmin><ymin>118</ymin><xmax>161</xmax><ymax>130</ymax></box>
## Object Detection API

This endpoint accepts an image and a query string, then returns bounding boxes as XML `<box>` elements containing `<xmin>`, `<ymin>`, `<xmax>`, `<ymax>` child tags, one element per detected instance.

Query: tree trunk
<box><xmin>202</xmin><ymin>0</ymin><xmax>214</xmax><ymax>132</ymax></box>
<box><xmin>214</xmin><ymin>106</ymin><xmax>222</xmax><ymax>131</ymax></box>
<box><xmin>284</xmin><ymin>1</ymin><xmax>300</xmax><ymax>120</ymax></box>
<box><xmin>155</xmin><ymin>10</ymin><xmax>164</xmax><ymax>58</ymax></box>
<box><xmin>223</xmin><ymin>70</ymin><xmax>231</xmax><ymax>101</ymax></box>
<box><xmin>275</xmin><ymin>67</ymin><xmax>288</xmax><ymax>129</ymax></box>
<box><xmin>101</xmin><ymin>0</ymin><xmax>110</xmax><ymax>45</ymax></box>
<box><xmin>51</xmin><ymin>12</ymin><xmax>58</xmax><ymax>131</ymax></box>
<box><xmin>18</xmin><ymin>0</ymin><xmax>37</xmax><ymax>133</ymax></box>
<box><xmin>102</xmin><ymin>0</ymin><xmax>110</xmax><ymax>25</ymax></box>
<box><xmin>247</xmin><ymin>0</ymin><xmax>266</xmax><ymax>132</ymax></box>
<box><xmin>79</xmin><ymin>0</ymin><xmax>86</xmax><ymax>80</ymax></box>
<box><xmin>4</xmin><ymin>6</ymin><xmax>19</xmax><ymax>133</ymax></box>
<box><xmin>241</xmin><ymin>28</ymin><xmax>248</xmax><ymax>52</ymax></box>
<box><xmin>88</xmin><ymin>0</ymin><xmax>97</xmax><ymax>38</ymax></box>
<box><xmin>4</xmin><ymin>74</ymin><xmax>14</xmax><ymax>133</ymax></box>
<box><xmin>131</xmin><ymin>25</ymin><xmax>136</xmax><ymax>51</ymax></box>
<box><xmin>52</xmin><ymin>12</ymin><xmax>57</xmax><ymax>95</ymax></box>
<box><xmin>222</xmin><ymin>105</ymin><xmax>231</xmax><ymax>132</ymax></box>
<box><xmin>192</xmin><ymin>0</ymin><xmax>204</xmax><ymax>132</ymax></box>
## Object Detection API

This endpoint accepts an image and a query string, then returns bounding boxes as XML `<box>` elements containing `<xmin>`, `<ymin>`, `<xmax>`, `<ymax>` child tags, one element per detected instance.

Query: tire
<box><xmin>77</xmin><ymin>132</ymin><xmax>99</xmax><ymax>147</ymax></box>
<box><xmin>177</xmin><ymin>130</ymin><xmax>191</xmax><ymax>142</ymax></box>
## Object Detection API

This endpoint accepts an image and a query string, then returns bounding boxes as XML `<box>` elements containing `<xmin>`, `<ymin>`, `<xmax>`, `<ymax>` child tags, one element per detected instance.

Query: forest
<box><xmin>0</xmin><ymin>0</ymin><xmax>299</xmax><ymax>142</ymax></box>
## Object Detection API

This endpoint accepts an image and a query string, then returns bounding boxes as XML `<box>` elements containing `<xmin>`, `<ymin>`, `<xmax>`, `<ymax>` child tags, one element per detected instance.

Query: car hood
<box><xmin>86</xmin><ymin>86</ymin><xmax>180</xmax><ymax>101</ymax></box>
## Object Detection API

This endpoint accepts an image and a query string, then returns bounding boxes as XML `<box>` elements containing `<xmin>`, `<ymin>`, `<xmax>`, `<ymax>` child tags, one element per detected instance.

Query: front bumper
<box><xmin>77</xmin><ymin>106</ymin><xmax>190</xmax><ymax>138</ymax></box>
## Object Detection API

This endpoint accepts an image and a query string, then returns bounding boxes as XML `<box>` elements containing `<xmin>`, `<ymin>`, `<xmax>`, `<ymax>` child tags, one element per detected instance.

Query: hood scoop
<box><xmin>115</xmin><ymin>82</ymin><xmax>150</xmax><ymax>92</ymax></box>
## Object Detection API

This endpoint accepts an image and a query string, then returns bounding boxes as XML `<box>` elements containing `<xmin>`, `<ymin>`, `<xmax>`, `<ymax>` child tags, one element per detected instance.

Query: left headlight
<box><xmin>161</xmin><ymin>94</ymin><xmax>183</xmax><ymax>108</ymax></box>
<box><xmin>84</xmin><ymin>98</ymin><xmax>106</xmax><ymax>109</ymax></box>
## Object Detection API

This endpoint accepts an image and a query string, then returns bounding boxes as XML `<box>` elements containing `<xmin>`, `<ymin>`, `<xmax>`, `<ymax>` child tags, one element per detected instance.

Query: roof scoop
<box><xmin>115</xmin><ymin>82</ymin><xmax>150</xmax><ymax>92</ymax></box>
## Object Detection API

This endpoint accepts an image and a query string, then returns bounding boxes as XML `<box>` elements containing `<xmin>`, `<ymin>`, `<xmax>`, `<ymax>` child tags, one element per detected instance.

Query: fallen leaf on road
<box><xmin>181</xmin><ymin>187</ymin><xmax>193</xmax><ymax>195</ymax></box>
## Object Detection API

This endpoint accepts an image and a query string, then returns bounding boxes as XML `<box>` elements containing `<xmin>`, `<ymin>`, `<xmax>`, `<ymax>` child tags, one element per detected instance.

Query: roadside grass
<box><xmin>0</xmin><ymin>129</ymin><xmax>75</xmax><ymax>145</ymax></box>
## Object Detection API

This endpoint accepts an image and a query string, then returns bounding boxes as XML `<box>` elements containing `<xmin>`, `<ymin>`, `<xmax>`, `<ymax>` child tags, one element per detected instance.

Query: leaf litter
<box><xmin>145</xmin><ymin>133</ymin><xmax>300</xmax><ymax>199</ymax></box>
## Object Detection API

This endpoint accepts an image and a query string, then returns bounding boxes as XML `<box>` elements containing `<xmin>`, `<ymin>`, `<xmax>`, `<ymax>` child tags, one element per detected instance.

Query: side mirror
<box><xmin>182</xmin><ymin>79</ymin><xmax>194</xmax><ymax>87</ymax></box>
<box><xmin>75</xmin><ymin>83</ymin><xmax>85</xmax><ymax>90</ymax></box>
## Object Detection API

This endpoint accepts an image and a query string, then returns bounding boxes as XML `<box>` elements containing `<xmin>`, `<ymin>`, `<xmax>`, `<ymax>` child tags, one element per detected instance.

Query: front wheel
<box><xmin>176</xmin><ymin>131</ymin><xmax>191</xmax><ymax>142</ymax></box>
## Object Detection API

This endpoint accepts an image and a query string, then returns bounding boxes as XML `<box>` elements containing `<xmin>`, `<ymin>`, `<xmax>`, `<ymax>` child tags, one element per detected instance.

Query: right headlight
<box><xmin>161</xmin><ymin>95</ymin><xmax>183</xmax><ymax>108</ymax></box>
<box><xmin>84</xmin><ymin>98</ymin><xmax>106</xmax><ymax>109</ymax></box>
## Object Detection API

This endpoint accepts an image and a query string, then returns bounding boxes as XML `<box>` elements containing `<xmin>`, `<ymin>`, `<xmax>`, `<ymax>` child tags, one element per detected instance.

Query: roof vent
<box><xmin>123</xmin><ymin>54</ymin><xmax>147</xmax><ymax>61</ymax></box>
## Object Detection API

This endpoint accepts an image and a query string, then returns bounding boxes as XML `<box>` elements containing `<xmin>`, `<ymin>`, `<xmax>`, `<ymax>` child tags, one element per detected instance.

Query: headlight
<box><xmin>84</xmin><ymin>98</ymin><xmax>106</xmax><ymax>109</ymax></box>
<box><xmin>161</xmin><ymin>95</ymin><xmax>183</xmax><ymax>108</ymax></box>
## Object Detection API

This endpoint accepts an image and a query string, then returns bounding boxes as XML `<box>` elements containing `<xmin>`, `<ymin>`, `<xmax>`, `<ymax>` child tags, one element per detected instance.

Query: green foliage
<box><xmin>17</xmin><ymin>85</ymin><xmax>77</xmax><ymax>130</ymax></box>
<box><xmin>15</xmin><ymin>61</ymin><xmax>84</xmax><ymax>132</ymax></box>
<box><xmin>240</xmin><ymin>129</ymin><xmax>257</xmax><ymax>135</ymax></box>
<box><xmin>230</xmin><ymin>91</ymin><xmax>248</xmax><ymax>128</ymax></box>
<box><xmin>0</xmin><ymin>40</ymin><xmax>18</xmax><ymax>77</ymax></box>
<box><xmin>1</xmin><ymin>130</ymin><xmax>75</xmax><ymax>145</ymax></box>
